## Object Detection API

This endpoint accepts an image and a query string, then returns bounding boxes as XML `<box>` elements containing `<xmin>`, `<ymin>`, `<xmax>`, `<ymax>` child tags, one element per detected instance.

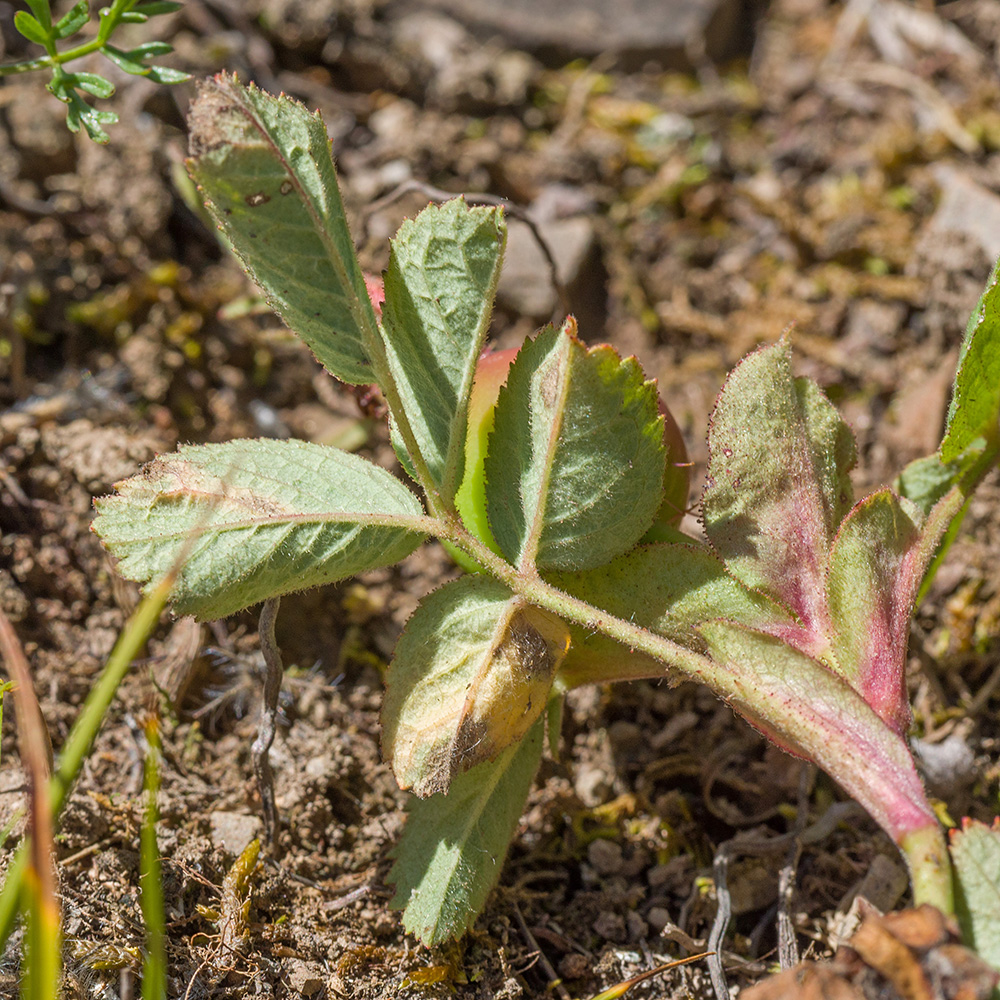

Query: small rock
<box><xmin>593</xmin><ymin>910</ymin><xmax>627</xmax><ymax>942</ymax></box>
<box><xmin>559</xmin><ymin>953</ymin><xmax>591</xmax><ymax>980</ymax></box>
<box><xmin>925</xmin><ymin>166</ymin><xmax>1000</xmax><ymax>263</ymax></box>
<box><xmin>626</xmin><ymin>910</ymin><xmax>649</xmax><ymax>941</ymax></box>
<box><xmin>497</xmin><ymin>215</ymin><xmax>604</xmax><ymax>327</ymax></box>
<box><xmin>647</xmin><ymin>906</ymin><xmax>673</xmax><ymax>932</ymax></box>
<box><xmin>414</xmin><ymin>0</ymin><xmax>751</xmax><ymax>68</ymax></box>
<box><xmin>209</xmin><ymin>812</ymin><xmax>261</xmax><ymax>856</ymax></box>
<box><xmin>587</xmin><ymin>838</ymin><xmax>624</xmax><ymax>877</ymax></box>
<box><xmin>284</xmin><ymin>959</ymin><xmax>325</xmax><ymax>997</ymax></box>
<box><xmin>574</xmin><ymin>762</ymin><xmax>612</xmax><ymax>807</ymax></box>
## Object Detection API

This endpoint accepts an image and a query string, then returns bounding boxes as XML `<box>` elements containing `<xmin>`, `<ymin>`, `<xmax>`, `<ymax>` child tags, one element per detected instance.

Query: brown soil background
<box><xmin>2</xmin><ymin>1</ymin><xmax>1000</xmax><ymax>997</ymax></box>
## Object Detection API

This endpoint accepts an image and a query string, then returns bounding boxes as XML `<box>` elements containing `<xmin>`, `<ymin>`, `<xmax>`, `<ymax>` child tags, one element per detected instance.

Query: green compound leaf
<box><xmin>485</xmin><ymin>319</ymin><xmax>665</xmax><ymax>572</ymax></box>
<box><xmin>186</xmin><ymin>73</ymin><xmax>379</xmax><ymax>385</ymax></box>
<box><xmin>93</xmin><ymin>439</ymin><xmax>426</xmax><ymax>620</ymax></box>
<box><xmin>13</xmin><ymin>11</ymin><xmax>49</xmax><ymax>45</ymax></box>
<box><xmin>952</xmin><ymin>818</ymin><xmax>1000</xmax><ymax>972</ymax></box>
<box><xmin>54</xmin><ymin>0</ymin><xmax>88</xmax><ymax>38</ymax></box>
<box><xmin>382</xmin><ymin>576</ymin><xmax>567</xmax><ymax>797</ymax></box>
<box><xmin>551</xmin><ymin>541</ymin><xmax>795</xmax><ymax>687</ymax></box>
<box><xmin>71</xmin><ymin>72</ymin><xmax>115</xmax><ymax>99</ymax></box>
<box><xmin>24</xmin><ymin>0</ymin><xmax>51</xmax><ymax>31</ymax></box>
<box><xmin>135</xmin><ymin>1</ymin><xmax>185</xmax><ymax>14</ymax></box>
<box><xmin>388</xmin><ymin>714</ymin><xmax>544</xmax><ymax>945</ymax></box>
<box><xmin>145</xmin><ymin>64</ymin><xmax>190</xmax><ymax>85</ymax></box>
<box><xmin>61</xmin><ymin>89</ymin><xmax>118</xmax><ymax>144</ymax></box>
<box><xmin>699</xmin><ymin>621</ymin><xmax>935</xmax><ymax>844</ymax></box>
<box><xmin>381</xmin><ymin>199</ymin><xmax>505</xmax><ymax>502</ymax></box>
<box><xmin>826</xmin><ymin>490</ymin><xmax>922</xmax><ymax>735</ymax></box>
<box><xmin>942</xmin><ymin>257</ymin><xmax>1000</xmax><ymax>462</ymax></box>
<box><xmin>704</xmin><ymin>339</ymin><xmax>855</xmax><ymax>634</ymax></box>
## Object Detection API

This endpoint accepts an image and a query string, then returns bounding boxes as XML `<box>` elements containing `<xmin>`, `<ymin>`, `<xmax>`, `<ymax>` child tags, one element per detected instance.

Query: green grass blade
<box><xmin>0</xmin><ymin>576</ymin><xmax>172</xmax><ymax>954</ymax></box>
<box><xmin>141</xmin><ymin>717</ymin><xmax>166</xmax><ymax>1000</ymax></box>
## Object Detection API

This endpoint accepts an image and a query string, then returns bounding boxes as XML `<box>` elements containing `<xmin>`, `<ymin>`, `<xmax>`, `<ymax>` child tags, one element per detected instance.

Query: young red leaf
<box><xmin>704</xmin><ymin>339</ymin><xmax>855</xmax><ymax>639</ymax></box>
<box><xmin>826</xmin><ymin>489</ymin><xmax>923</xmax><ymax>735</ymax></box>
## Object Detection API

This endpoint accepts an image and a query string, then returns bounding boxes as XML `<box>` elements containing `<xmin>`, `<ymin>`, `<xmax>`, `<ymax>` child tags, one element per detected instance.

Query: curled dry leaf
<box><xmin>742</xmin><ymin>905</ymin><xmax>998</xmax><ymax>1000</ymax></box>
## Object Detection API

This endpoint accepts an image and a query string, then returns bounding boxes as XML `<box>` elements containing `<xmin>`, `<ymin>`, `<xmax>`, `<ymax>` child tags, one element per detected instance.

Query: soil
<box><xmin>2</xmin><ymin>1</ymin><xmax>1000</xmax><ymax>998</ymax></box>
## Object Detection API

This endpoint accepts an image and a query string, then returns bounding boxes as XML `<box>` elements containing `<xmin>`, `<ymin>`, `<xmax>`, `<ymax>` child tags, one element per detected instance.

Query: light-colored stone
<box><xmin>413</xmin><ymin>0</ymin><xmax>747</xmax><ymax>68</ymax></box>
<box><xmin>209</xmin><ymin>812</ymin><xmax>261</xmax><ymax>856</ymax></box>
<box><xmin>497</xmin><ymin>216</ymin><xmax>596</xmax><ymax>320</ymax></box>
<box><xmin>926</xmin><ymin>166</ymin><xmax>1000</xmax><ymax>263</ymax></box>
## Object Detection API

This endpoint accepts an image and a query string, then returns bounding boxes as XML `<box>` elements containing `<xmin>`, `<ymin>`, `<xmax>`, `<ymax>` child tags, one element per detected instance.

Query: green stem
<box><xmin>0</xmin><ymin>0</ymin><xmax>133</xmax><ymax>77</ymax></box>
<box><xmin>901</xmin><ymin>823</ymin><xmax>954</xmax><ymax>914</ymax></box>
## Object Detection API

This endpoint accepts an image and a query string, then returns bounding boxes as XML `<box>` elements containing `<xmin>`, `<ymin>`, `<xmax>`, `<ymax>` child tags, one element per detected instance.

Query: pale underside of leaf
<box><xmin>485</xmin><ymin>319</ymin><xmax>665</xmax><ymax>573</ymax></box>
<box><xmin>382</xmin><ymin>576</ymin><xmax>568</xmax><ymax>797</ymax></box>
<box><xmin>186</xmin><ymin>73</ymin><xmax>378</xmax><ymax>385</ymax></box>
<box><xmin>381</xmin><ymin>199</ymin><xmax>506</xmax><ymax>501</ymax></box>
<box><xmin>704</xmin><ymin>339</ymin><xmax>855</xmax><ymax>635</ymax></box>
<box><xmin>951</xmin><ymin>818</ymin><xmax>1000</xmax><ymax>972</ymax></box>
<box><xmin>92</xmin><ymin>439</ymin><xmax>426</xmax><ymax>620</ymax></box>
<box><xmin>826</xmin><ymin>489</ymin><xmax>922</xmax><ymax>734</ymax></box>
<box><xmin>388</xmin><ymin>715</ymin><xmax>544</xmax><ymax>945</ymax></box>
<box><xmin>941</xmin><ymin>255</ymin><xmax>1000</xmax><ymax>462</ymax></box>
<box><xmin>699</xmin><ymin>621</ymin><xmax>935</xmax><ymax>843</ymax></box>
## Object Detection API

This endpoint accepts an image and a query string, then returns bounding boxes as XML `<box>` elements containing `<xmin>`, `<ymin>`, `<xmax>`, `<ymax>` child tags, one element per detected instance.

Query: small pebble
<box><xmin>587</xmin><ymin>838</ymin><xmax>624</xmax><ymax>877</ymax></box>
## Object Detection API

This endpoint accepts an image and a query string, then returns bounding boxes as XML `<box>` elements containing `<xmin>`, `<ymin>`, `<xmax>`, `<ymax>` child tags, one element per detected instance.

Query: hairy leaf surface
<box><xmin>187</xmin><ymin>73</ymin><xmax>378</xmax><ymax>384</ymax></box>
<box><xmin>700</xmin><ymin>621</ymin><xmax>935</xmax><ymax>843</ymax></box>
<box><xmin>382</xmin><ymin>577</ymin><xmax>568</xmax><ymax>797</ymax></box>
<box><xmin>941</xmin><ymin>256</ymin><xmax>1000</xmax><ymax>461</ymax></box>
<box><xmin>388</xmin><ymin>716</ymin><xmax>544</xmax><ymax>945</ymax></box>
<box><xmin>381</xmin><ymin>200</ymin><xmax>505</xmax><ymax>500</ymax></box>
<box><xmin>93</xmin><ymin>439</ymin><xmax>426</xmax><ymax>620</ymax></box>
<box><xmin>952</xmin><ymin>818</ymin><xmax>1000</xmax><ymax>972</ymax></box>
<box><xmin>485</xmin><ymin>319</ymin><xmax>665</xmax><ymax>572</ymax></box>
<box><xmin>552</xmin><ymin>542</ymin><xmax>795</xmax><ymax>687</ymax></box>
<box><xmin>704</xmin><ymin>340</ymin><xmax>855</xmax><ymax>633</ymax></box>
<box><xmin>826</xmin><ymin>490</ymin><xmax>922</xmax><ymax>734</ymax></box>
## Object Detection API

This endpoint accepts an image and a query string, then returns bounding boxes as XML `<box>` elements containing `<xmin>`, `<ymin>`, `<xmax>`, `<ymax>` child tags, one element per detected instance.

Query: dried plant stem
<box><xmin>252</xmin><ymin>597</ymin><xmax>283</xmax><ymax>846</ymax></box>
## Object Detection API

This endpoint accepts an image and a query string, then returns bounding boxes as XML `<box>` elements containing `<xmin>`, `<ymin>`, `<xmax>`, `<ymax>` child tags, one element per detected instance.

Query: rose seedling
<box><xmin>93</xmin><ymin>73</ymin><xmax>1000</xmax><ymax>946</ymax></box>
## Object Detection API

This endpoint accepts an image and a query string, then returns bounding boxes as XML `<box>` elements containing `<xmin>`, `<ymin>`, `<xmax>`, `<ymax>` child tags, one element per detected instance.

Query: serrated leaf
<box><xmin>92</xmin><ymin>439</ymin><xmax>426</xmax><ymax>620</ymax></box>
<box><xmin>551</xmin><ymin>541</ymin><xmax>796</xmax><ymax>687</ymax></box>
<box><xmin>54</xmin><ymin>0</ymin><xmax>89</xmax><ymax>37</ymax></box>
<box><xmin>826</xmin><ymin>490</ymin><xmax>922</xmax><ymax>735</ymax></box>
<box><xmin>942</xmin><ymin>257</ymin><xmax>1000</xmax><ymax>462</ymax></box>
<box><xmin>13</xmin><ymin>11</ymin><xmax>49</xmax><ymax>45</ymax></box>
<box><xmin>186</xmin><ymin>74</ymin><xmax>378</xmax><ymax>385</ymax></box>
<box><xmin>952</xmin><ymin>818</ymin><xmax>1000</xmax><ymax>971</ymax></box>
<box><xmin>485</xmin><ymin>319</ymin><xmax>665</xmax><ymax>572</ymax></box>
<box><xmin>704</xmin><ymin>339</ymin><xmax>855</xmax><ymax>634</ymax></box>
<box><xmin>382</xmin><ymin>576</ymin><xmax>568</xmax><ymax>797</ymax></box>
<box><xmin>381</xmin><ymin>199</ymin><xmax>505</xmax><ymax>501</ymax></box>
<box><xmin>699</xmin><ymin>621</ymin><xmax>935</xmax><ymax>843</ymax></box>
<box><xmin>71</xmin><ymin>72</ymin><xmax>115</xmax><ymax>99</ymax></box>
<box><xmin>388</xmin><ymin>715</ymin><xmax>543</xmax><ymax>945</ymax></box>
